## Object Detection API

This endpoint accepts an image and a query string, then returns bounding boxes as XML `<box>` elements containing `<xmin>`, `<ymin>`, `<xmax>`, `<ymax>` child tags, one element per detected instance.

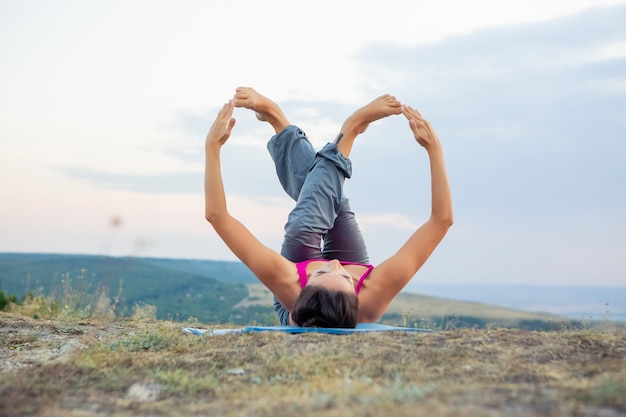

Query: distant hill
<box><xmin>0</xmin><ymin>253</ymin><xmax>254</xmax><ymax>323</ymax></box>
<box><xmin>0</xmin><ymin>253</ymin><xmax>577</xmax><ymax>329</ymax></box>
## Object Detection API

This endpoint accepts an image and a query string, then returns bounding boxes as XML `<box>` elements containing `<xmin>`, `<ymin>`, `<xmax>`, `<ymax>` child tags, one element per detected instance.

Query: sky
<box><xmin>1</xmin><ymin>0</ymin><xmax>625</xmax><ymax>290</ymax></box>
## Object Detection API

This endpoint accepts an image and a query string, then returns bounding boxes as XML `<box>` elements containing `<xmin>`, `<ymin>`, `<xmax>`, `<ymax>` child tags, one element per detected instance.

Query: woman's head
<box><xmin>291</xmin><ymin>285</ymin><xmax>359</xmax><ymax>328</ymax></box>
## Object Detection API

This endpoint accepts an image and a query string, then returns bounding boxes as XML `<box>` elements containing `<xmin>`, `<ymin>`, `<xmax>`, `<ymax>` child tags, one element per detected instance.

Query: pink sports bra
<box><xmin>296</xmin><ymin>259</ymin><xmax>374</xmax><ymax>295</ymax></box>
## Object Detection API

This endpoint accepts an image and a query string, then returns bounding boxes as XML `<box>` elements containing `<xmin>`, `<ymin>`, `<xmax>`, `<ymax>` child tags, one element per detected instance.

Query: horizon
<box><xmin>2</xmin><ymin>250</ymin><xmax>625</xmax><ymax>289</ymax></box>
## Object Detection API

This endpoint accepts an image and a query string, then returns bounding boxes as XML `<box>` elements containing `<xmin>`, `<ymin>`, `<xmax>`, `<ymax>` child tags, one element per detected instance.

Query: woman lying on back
<box><xmin>204</xmin><ymin>87</ymin><xmax>453</xmax><ymax>327</ymax></box>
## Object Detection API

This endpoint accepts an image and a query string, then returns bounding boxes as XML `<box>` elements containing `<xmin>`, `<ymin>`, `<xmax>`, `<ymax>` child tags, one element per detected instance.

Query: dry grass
<box><xmin>1</xmin><ymin>312</ymin><xmax>625</xmax><ymax>417</ymax></box>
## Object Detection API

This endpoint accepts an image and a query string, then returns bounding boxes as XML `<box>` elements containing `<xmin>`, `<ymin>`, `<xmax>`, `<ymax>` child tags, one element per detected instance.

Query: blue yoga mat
<box><xmin>182</xmin><ymin>323</ymin><xmax>432</xmax><ymax>336</ymax></box>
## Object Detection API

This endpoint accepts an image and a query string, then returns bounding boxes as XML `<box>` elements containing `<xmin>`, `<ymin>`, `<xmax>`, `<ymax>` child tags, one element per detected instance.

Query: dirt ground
<box><xmin>1</xmin><ymin>312</ymin><xmax>625</xmax><ymax>417</ymax></box>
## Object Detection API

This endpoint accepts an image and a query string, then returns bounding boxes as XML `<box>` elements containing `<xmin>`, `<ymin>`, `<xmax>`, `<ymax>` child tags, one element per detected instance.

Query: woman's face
<box><xmin>307</xmin><ymin>259</ymin><xmax>355</xmax><ymax>293</ymax></box>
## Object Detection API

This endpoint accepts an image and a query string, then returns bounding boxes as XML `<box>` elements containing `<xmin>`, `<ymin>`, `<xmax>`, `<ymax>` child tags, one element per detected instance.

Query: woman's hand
<box><xmin>402</xmin><ymin>105</ymin><xmax>440</xmax><ymax>151</ymax></box>
<box><xmin>206</xmin><ymin>100</ymin><xmax>236</xmax><ymax>149</ymax></box>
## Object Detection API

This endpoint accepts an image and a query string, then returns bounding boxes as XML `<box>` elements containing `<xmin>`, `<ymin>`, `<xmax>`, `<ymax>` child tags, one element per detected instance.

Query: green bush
<box><xmin>0</xmin><ymin>285</ymin><xmax>18</xmax><ymax>311</ymax></box>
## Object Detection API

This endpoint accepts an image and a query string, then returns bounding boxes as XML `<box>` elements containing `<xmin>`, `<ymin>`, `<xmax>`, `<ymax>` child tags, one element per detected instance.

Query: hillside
<box><xmin>0</xmin><ymin>253</ymin><xmax>252</xmax><ymax>323</ymax></box>
<box><xmin>1</xmin><ymin>253</ymin><xmax>579</xmax><ymax>329</ymax></box>
<box><xmin>1</xmin><ymin>313</ymin><xmax>624</xmax><ymax>416</ymax></box>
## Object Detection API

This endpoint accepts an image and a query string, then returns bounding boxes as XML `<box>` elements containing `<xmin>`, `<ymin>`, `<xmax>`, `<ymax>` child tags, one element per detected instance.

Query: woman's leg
<box><xmin>332</xmin><ymin>94</ymin><xmax>403</xmax><ymax>159</ymax></box>
<box><xmin>236</xmin><ymin>89</ymin><xmax>402</xmax><ymax>264</ymax></box>
<box><xmin>322</xmin><ymin>199</ymin><xmax>369</xmax><ymax>263</ymax></box>
<box><xmin>234</xmin><ymin>88</ymin><xmax>322</xmax><ymax>260</ymax></box>
<box><xmin>235</xmin><ymin>87</ymin><xmax>316</xmax><ymax>200</ymax></box>
<box><xmin>234</xmin><ymin>87</ymin><xmax>323</xmax><ymax>324</ymax></box>
<box><xmin>267</xmin><ymin>126</ymin><xmax>316</xmax><ymax>201</ymax></box>
<box><xmin>321</xmin><ymin>95</ymin><xmax>403</xmax><ymax>263</ymax></box>
<box><xmin>268</xmin><ymin>129</ymin><xmax>368</xmax><ymax>263</ymax></box>
<box><xmin>280</xmin><ymin>142</ymin><xmax>352</xmax><ymax>262</ymax></box>
<box><xmin>233</xmin><ymin>87</ymin><xmax>290</xmax><ymax>134</ymax></box>
<box><xmin>274</xmin><ymin>93</ymin><xmax>402</xmax><ymax>262</ymax></box>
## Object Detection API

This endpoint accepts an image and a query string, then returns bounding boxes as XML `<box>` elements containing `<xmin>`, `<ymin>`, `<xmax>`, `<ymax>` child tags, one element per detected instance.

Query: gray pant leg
<box><xmin>269</xmin><ymin>126</ymin><xmax>353</xmax><ymax>261</ymax></box>
<box><xmin>273</xmin><ymin>297</ymin><xmax>291</xmax><ymax>325</ymax></box>
<box><xmin>323</xmin><ymin>199</ymin><xmax>369</xmax><ymax>263</ymax></box>
<box><xmin>267</xmin><ymin>125</ymin><xmax>316</xmax><ymax>201</ymax></box>
<box><xmin>280</xmin><ymin>142</ymin><xmax>351</xmax><ymax>262</ymax></box>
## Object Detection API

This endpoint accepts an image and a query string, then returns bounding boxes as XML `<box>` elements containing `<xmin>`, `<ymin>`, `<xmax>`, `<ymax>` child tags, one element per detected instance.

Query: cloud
<box><xmin>55</xmin><ymin>6</ymin><xmax>626</xmax><ymax>256</ymax></box>
<box><xmin>59</xmin><ymin>97</ymin><xmax>360</xmax><ymax>196</ymax></box>
<box><xmin>356</xmin><ymin>4</ymin><xmax>626</xmax><ymax>144</ymax></box>
<box><xmin>358</xmin><ymin>213</ymin><xmax>420</xmax><ymax>231</ymax></box>
<box><xmin>57</xmin><ymin>167</ymin><xmax>203</xmax><ymax>194</ymax></box>
<box><xmin>56</xmin><ymin>4</ymin><xmax>626</xmax><ymax>241</ymax></box>
<box><xmin>350</xmin><ymin>5</ymin><xmax>626</xmax><ymax>220</ymax></box>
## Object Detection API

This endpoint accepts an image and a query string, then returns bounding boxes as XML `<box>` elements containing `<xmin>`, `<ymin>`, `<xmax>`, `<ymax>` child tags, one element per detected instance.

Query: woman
<box><xmin>205</xmin><ymin>87</ymin><xmax>452</xmax><ymax>327</ymax></box>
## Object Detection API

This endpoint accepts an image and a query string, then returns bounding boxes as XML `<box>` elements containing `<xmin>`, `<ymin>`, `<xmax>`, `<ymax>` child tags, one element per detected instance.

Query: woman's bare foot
<box><xmin>343</xmin><ymin>94</ymin><xmax>402</xmax><ymax>135</ymax></box>
<box><xmin>233</xmin><ymin>87</ymin><xmax>290</xmax><ymax>133</ymax></box>
<box><xmin>335</xmin><ymin>94</ymin><xmax>402</xmax><ymax>157</ymax></box>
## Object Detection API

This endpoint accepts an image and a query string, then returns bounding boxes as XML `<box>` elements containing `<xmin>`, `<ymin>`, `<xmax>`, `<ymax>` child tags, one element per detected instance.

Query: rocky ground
<box><xmin>1</xmin><ymin>312</ymin><xmax>625</xmax><ymax>417</ymax></box>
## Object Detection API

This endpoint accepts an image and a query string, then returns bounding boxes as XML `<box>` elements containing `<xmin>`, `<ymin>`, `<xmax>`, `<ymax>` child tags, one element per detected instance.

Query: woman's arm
<box><xmin>204</xmin><ymin>101</ymin><xmax>297</xmax><ymax>308</ymax></box>
<box><xmin>359</xmin><ymin>105</ymin><xmax>453</xmax><ymax>322</ymax></box>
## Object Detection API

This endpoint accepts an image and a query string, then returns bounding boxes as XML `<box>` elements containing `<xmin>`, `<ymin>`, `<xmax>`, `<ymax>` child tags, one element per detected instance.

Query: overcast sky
<box><xmin>1</xmin><ymin>0</ymin><xmax>625</xmax><ymax>289</ymax></box>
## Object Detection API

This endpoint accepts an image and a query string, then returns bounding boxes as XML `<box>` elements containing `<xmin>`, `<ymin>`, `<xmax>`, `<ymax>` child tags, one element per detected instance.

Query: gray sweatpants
<box><xmin>268</xmin><ymin>125</ymin><xmax>369</xmax><ymax>324</ymax></box>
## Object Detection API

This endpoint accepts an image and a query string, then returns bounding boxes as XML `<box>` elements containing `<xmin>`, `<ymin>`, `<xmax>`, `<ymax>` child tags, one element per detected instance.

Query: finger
<box><xmin>223</xmin><ymin>100</ymin><xmax>235</xmax><ymax>117</ymax></box>
<box><xmin>401</xmin><ymin>105</ymin><xmax>414</xmax><ymax>119</ymax></box>
<box><xmin>226</xmin><ymin>117</ymin><xmax>236</xmax><ymax>135</ymax></box>
<box><xmin>410</xmin><ymin>106</ymin><xmax>423</xmax><ymax>119</ymax></box>
<box><xmin>412</xmin><ymin>119</ymin><xmax>429</xmax><ymax>136</ymax></box>
<box><xmin>402</xmin><ymin>105</ymin><xmax>420</xmax><ymax>120</ymax></box>
<box><xmin>217</xmin><ymin>101</ymin><xmax>229</xmax><ymax>116</ymax></box>
<box><xmin>409</xmin><ymin>119</ymin><xmax>422</xmax><ymax>137</ymax></box>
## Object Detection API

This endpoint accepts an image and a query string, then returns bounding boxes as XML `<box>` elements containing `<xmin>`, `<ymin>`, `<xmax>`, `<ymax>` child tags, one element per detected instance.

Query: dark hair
<box><xmin>291</xmin><ymin>285</ymin><xmax>359</xmax><ymax>328</ymax></box>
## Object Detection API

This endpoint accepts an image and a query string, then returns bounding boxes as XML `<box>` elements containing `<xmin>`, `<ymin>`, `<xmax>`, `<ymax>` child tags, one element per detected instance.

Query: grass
<box><xmin>1</xmin><ymin>275</ymin><xmax>624</xmax><ymax>415</ymax></box>
<box><xmin>1</xmin><ymin>312</ymin><xmax>625</xmax><ymax>416</ymax></box>
<box><xmin>3</xmin><ymin>270</ymin><xmax>590</xmax><ymax>330</ymax></box>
